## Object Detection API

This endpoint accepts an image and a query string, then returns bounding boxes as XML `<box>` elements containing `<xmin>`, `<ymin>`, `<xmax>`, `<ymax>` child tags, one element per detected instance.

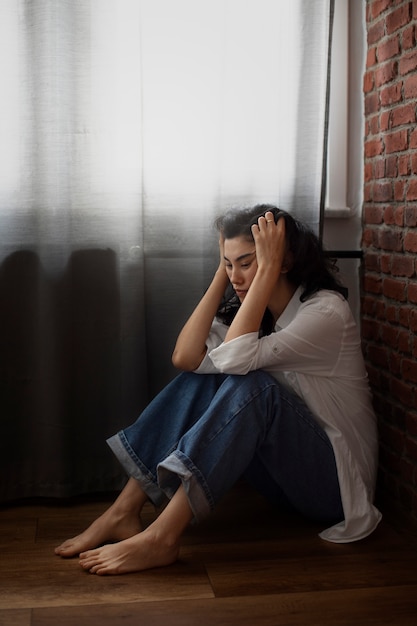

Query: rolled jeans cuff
<box><xmin>157</xmin><ymin>451</ymin><xmax>212</xmax><ymax>522</ymax></box>
<box><xmin>106</xmin><ymin>432</ymin><xmax>168</xmax><ymax>508</ymax></box>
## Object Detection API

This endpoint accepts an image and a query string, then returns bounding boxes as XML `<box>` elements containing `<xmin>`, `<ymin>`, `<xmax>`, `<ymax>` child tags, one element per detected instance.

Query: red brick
<box><xmin>364</xmin><ymin>70</ymin><xmax>374</xmax><ymax>93</ymax></box>
<box><xmin>368</xmin><ymin>344</ymin><xmax>389</xmax><ymax>368</ymax></box>
<box><xmin>376</xmin><ymin>300</ymin><xmax>387</xmax><ymax>319</ymax></box>
<box><xmin>399</xmin><ymin>305</ymin><xmax>412</xmax><ymax>327</ymax></box>
<box><xmin>378</xmin><ymin>229</ymin><xmax>403</xmax><ymax>251</ymax></box>
<box><xmin>383</xmin><ymin>205</ymin><xmax>396</xmax><ymax>225</ymax></box>
<box><xmin>383</xmin><ymin>277</ymin><xmax>407</xmax><ymax>301</ymax></box>
<box><xmin>365</xmin><ymin>92</ymin><xmax>380</xmax><ymax>116</ymax></box>
<box><xmin>410</xmin><ymin>308</ymin><xmax>417</xmax><ymax>332</ymax></box>
<box><xmin>412</xmin><ymin>153</ymin><xmax>417</xmax><ymax>174</ymax></box>
<box><xmin>375</xmin><ymin>60</ymin><xmax>398</xmax><ymax>86</ymax></box>
<box><xmin>368</xmin><ymin>19</ymin><xmax>386</xmax><ymax>46</ymax></box>
<box><xmin>362</xmin><ymin>226</ymin><xmax>377</xmax><ymax>247</ymax></box>
<box><xmin>399</xmin><ymin>457</ymin><xmax>415</xmax><ymax>483</ymax></box>
<box><xmin>405</xmin><ymin>207</ymin><xmax>417</xmax><ymax>226</ymax></box>
<box><xmin>408</xmin><ymin>282</ymin><xmax>417</xmax><ymax>303</ymax></box>
<box><xmin>406</xmin><ymin>179</ymin><xmax>417</xmax><ymax>200</ymax></box>
<box><xmin>402</xmin><ymin>359</ymin><xmax>417</xmax><ymax>383</ymax></box>
<box><xmin>368</xmin><ymin>116</ymin><xmax>379</xmax><ymax>135</ymax></box>
<box><xmin>404</xmin><ymin>231</ymin><xmax>417</xmax><ymax>252</ymax></box>
<box><xmin>365</xmin><ymin>161</ymin><xmax>374</xmax><ymax>182</ymax></box>
<box><xmin>403</xmin><ymin>24</ymin><xmax>416</xmax><ymax>50</ymax></box>
<box><xmin>364</xmin><ymin>251</ymin><xmax>381</xmax><ymax>271</ymax></box>
<box><xmin>366</xmin><ymin>364</ymin><xmax>381</xmax><ymax>388</ymax></box>
<box><xmin>391</xmin><ymin>103</ymin><xmax>416</xmax><ymax>127</ymax></box>
<box><xmin>386</xmin><ymin>304</ymin><xmax>398</xmax><ymax>323</ymax></box>
<box><xmin>381</xmin><ymin>253</ymin><xmax>391</xmax><ymax>273</ymax></box>
<box><xmin>364</xmin><ymin>184</ymin><xmax>373</xmax><ymax>203</ymax></box>
<box><xmin>410</xmin><ymin>128</ymin><xmax>417</xmax><ymax>148</ymax></box>
<box><xmin>386</xmin><ymin>4</ymin><xmax>412</xmax><ymax>35</ymax></box>
<box><xmin>381</xmin><ymin>323</ymin><xmax>399</xmax><ymax>348</ymax></box>
<box><xmin>365</xmin><ymin>138</ymin><xmax>384</xmax><ymax>157</ymax></box>
<box><xmin>381</xmin><ymin>82</ymin><xmax>402</xmax><ymax>106</ymax></box>
<box><xmin>377</xmin><ymin>34</ymin><xmax>400</xmax><ymax>61</ymax></box>
<box><xmin>395</xmin><ymin>206</ymin><xmax>405</xmax><ymax>226</ymax></box>
<box><xmin>399</xmin><ymin>155</ymin><xmax>410</xmax><ymax>176</ymax></box>
<box><xmin>362</xmin><ymin>295</ymin><xmax>377</xmax><ymax>315</ymax></box>
<box><xmin>371</xmin><ymin>0</ymin><xmax>393</xmax><ymax>20</ymax></box>
<box><xmin>380</xmin><ymin>110</ymin><xmax>391</xmax><ymax>131</ymax></box>
<box><xmin>367</xmin><ymin>46</ymin><xmax>377</xmax><ymax>69</ymax></box>
<box><xmin>385</xmin><ymin>129</ymin><xmax>408</xmax><ymax>153</ymax></box>
<box><xmin>387</xmin><ymin>154</ymin><xmax>398</xmax><ymax>177</ymax></box>
<box><xmin>391</xmin><ymin>254</ymin><xmax>415</xmax><ymax>277</ymax></box>
<box><xmin>399</xmin><ymin>50</ymin><xmax>417</xmax><ymax>75</ymax></box>
<box><xmin>406</xmin><ymin>413</ymin><xmax>417</xmax><ymax>436</ymax></box>
<box><xmin>361</xmin><ymin>318</ymin><xmax>380</xmax><ymax>341</ymax></box>
<box><xmin>390</xmin><ymin>351</ymin><xmax>402</xmax><ymax>376</ymax></box>
<box><xmin>394</xmin><ymin>179</ymin><xmax>406</xmax><ymax>201</ymax></box>
<box><xmin>375</xmin><ymin>159</ymin><xmax>386</xmax><ymax>178</ymax></box>
<box><xmin>373</xmin><ymin>181</ymin><xmax>393</xmax><ymax>202</ymax></box>
<box><xmin>363</xmin><ymin>273</ymin><xmax>383</xmax><ymax>294</ymax></box>
<box><xmin>399</xmin><ymin>329</ymin><xmax>411</xmax><ymax>354</ymax></box>
<box><xmin>391</xmin><ymin>377</ymin><xmax>415</xmax><ymax>407</ymax></box>
<box><xmin>405</xmin><ymin>437</ymin><xmax>417</xmax><ymax>464</ymax></box>
<box><xmin>404</xmin><ymin>74</ymin><xmax>417</xmax><ymax>99</ymax></box>
<box><xmin>380</xmin><ymin>422</ymin><xmax>406</xmax><ymax>454</ymax></box>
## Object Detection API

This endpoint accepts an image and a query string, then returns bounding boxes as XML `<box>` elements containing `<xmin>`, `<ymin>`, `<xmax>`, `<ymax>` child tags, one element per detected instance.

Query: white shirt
<box><xmin>195</xmin><ymin>286</ymin><xmax>382</xmax><ymax>543</ymax></box>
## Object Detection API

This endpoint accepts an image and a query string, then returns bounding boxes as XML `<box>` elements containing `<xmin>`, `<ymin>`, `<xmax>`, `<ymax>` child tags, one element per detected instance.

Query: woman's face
<box><xmin>223</xmin><ymin>236</ymin><xmax>258</xmax><ymax>301</ymax></box>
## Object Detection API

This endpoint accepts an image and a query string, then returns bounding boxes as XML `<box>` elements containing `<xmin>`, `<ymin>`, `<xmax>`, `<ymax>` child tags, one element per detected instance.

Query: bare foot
<box><xmin>55</xmin><ymin>506</ymin><xmax>143</xmax><ymax>558</ymax></box>
<box><xmin>78</xmin><ymin>529</ymin><xmax>179</xmax><ymax>575</ymax></box>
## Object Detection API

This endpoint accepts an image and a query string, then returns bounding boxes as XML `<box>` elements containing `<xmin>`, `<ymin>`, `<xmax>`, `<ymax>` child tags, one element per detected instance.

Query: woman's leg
<box><xmin>106</xmin><ymin>371</ymin><xmax>227</xmax><ymax>510</ymax></box>
<box><xmin>55</xmin><ymin>372</ymin><xmax>225</xmax><ymax>557</ymax></box>
<box><xmin>78</xmin><ymin>484</ymin><xmax>193</xmax><ymax>575</ymax></box>
<box><xmin>243</xmin><ymin>388</ymin><xmax>344</xmax><ymax>524</ymax></box>
<box><xmin>156</xmin><ymin>371</ymin><xmax>343</xmax><ymax>524</ymax></box>
<box><xmin>77</xmin><ymin>370</ymin><xmax>342</xmax><ymax>576</ymax></box>
<box><xmin>57</xmin><ymin>370</ymin><xmax>342</xmax><ymax>570</ymax></box>
<box><xmin>55</xmin><ymin>476</ymin><xmax>147</xmax><ymax>557</ymax></box>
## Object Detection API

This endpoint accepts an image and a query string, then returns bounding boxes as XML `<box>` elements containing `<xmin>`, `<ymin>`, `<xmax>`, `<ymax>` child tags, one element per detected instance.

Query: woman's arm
<box><xmin>172</xmin><ymin>237</ymin><xmax>229</xmax><ymax>371</ymax></box>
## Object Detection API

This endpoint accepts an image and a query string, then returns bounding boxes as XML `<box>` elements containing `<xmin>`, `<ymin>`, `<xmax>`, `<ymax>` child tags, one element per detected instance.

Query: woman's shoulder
<box><xmin>301</xmin><ymin>289</ymin><xmax>353</xmax><ymax>322</ymax></box>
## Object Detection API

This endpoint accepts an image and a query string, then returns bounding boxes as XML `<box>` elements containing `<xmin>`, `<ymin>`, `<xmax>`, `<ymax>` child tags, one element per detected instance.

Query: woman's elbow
<box><xmin>171</xmin><ymin>348</ymin><xmax>205</xmax><ymax>372</ymax></box>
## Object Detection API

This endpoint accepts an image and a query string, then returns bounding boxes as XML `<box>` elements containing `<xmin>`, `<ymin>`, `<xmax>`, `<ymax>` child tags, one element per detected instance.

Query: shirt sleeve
<box><xmin>208</xmin><ymin>297</ymin><xmax>348</xmax><ymax>376</ymax></box>
<box><xmin>193</xmin><ymin>317</ymin><xmax>229</xmax><ymax>374</ymax></box>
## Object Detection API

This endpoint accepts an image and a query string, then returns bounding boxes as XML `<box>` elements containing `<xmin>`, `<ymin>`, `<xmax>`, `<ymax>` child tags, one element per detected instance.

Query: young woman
<box><xmin>55</xmin><ymin>204</ymin><xmax>381</xmax><ymax>575</ymax></box>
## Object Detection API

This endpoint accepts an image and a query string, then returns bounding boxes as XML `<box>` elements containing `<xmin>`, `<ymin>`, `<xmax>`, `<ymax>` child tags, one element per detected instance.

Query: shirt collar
<box><xmin>275</xmin><ymin>285</ymin><xmax>303</xmax><ymax>330</ymax></box>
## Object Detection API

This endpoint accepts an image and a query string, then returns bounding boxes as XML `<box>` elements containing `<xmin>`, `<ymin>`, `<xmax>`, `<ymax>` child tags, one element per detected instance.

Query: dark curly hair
<box><xmin>215</xmin><ymin>204</ymin><xmax>347</xmax><ymax>335</ymax></box>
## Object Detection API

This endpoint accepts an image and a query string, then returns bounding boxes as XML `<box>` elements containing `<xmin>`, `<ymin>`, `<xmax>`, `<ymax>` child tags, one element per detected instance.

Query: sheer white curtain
<box><xmin>0</xmin><ymin>0</ymin><xmax>333</xmax><ymax>499</ymax></box>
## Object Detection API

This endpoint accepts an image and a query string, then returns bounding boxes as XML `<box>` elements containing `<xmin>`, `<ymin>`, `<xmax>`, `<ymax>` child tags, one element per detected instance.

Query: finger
<box><xmin>264</xmin><ymin>211</ymin><xmax>275</xmax><ymax>225</ymax></box>
<box><xmin>256</xmin><ymin>214</ymin><xmax>269</xmax><ymax>231</ymax></box>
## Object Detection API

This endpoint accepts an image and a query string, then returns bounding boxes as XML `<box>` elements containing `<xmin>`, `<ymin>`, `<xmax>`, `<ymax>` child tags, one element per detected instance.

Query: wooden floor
<box><xmin>1</xmin><ymin>482</ymin><xmax>417</xmax><ymax>626</ymax></box>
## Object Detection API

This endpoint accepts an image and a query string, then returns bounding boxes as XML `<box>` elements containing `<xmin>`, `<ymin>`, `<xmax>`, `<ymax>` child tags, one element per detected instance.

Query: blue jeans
<box><xmin>107</xmin><ymin>371</ymin><xmax>344</xmax><ymax>524</ymax></box>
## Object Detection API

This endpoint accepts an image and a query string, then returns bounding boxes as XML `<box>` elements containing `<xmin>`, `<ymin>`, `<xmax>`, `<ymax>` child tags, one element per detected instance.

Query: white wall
<box><xmin>323</xmin><ymin>0</ymin><xmax>366</xmax><ymax>324</ymax></box>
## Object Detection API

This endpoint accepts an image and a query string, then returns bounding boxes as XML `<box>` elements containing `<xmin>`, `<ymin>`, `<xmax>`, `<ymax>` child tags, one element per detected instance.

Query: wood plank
<box><xmin>206</xmin><ymin>548</ymin><xmax>417</xmax><ymax>597</ymax></box>
<box><xmin>31</xmin><ymin>586</ymin><xmax>417</xmax><ymax>626</ymax></box>
<box><xmin>181</xmin><ymin>519</ymin><xmax>407</xmax><ymax>563</ymax></box>
<box><xmin>0</xmin><ymin>609</ymin><xmax>31</xmax><ymax>626</ymax></box>
<box><xmin>0</xmin><ymin>518</ymin><xmax>37</xmax><ymax>548</ymax></box>
<box><xmin>0</xmin><ymin>544</ymin><xmax>213</xmax><ymax>609</ymax></box>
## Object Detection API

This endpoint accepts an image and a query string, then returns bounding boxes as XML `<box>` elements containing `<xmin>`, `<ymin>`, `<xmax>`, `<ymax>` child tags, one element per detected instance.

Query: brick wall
<box><xmin>363</xmin><ymin>0</ymin><xmax>417</xmax><ymax>521</ymax></box>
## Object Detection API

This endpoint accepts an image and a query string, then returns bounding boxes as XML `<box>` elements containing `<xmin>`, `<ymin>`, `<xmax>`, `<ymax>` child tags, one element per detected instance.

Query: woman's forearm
<box><xmin>223</xmin><ymin>268</ymin><xmax>276</xmax><ymax>343</ymax></box>
<box><xmin>172</xmin><ymin>267</ymin><xmax>229</xmax><ymax>371</ymax></box>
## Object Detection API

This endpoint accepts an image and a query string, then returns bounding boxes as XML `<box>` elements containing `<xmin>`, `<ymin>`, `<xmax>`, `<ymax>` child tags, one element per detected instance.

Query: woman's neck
<box><xmin>267</xmin><ymin>277</ymin><xmax>297</xmax><ymax>323</ymax></box>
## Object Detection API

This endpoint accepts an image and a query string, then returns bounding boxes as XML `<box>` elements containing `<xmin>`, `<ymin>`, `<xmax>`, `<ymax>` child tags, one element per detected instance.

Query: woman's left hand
<box><xmin>251</xmin><ymin>210</ymin><xmax>286</xmax><ymax>279</ymax></box>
